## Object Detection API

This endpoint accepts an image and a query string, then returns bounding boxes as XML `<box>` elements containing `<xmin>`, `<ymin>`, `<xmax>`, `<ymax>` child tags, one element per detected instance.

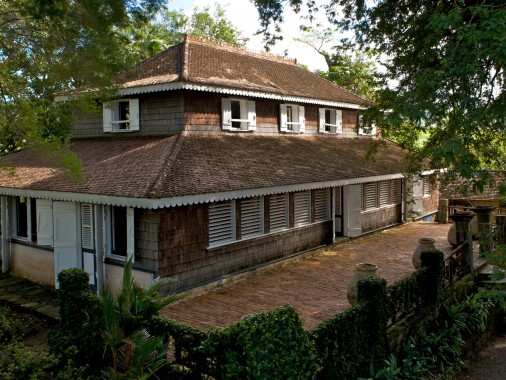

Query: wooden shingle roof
<box><xmin>121</xmin><ymin>36</ymin><xmax>372</xmax><ymax>107</ymax></box>
<box><xmin>0</xmin><ymin>134</ymin><xmax>407</xmax><ymax>207</ymax></box>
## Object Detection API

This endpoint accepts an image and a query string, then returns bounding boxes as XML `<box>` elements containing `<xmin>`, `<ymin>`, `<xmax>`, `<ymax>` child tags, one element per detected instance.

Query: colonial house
<box><xmin>0</xmin><ymin>36</ymin><xmax>439</xmax><ymax>293</ymax></box>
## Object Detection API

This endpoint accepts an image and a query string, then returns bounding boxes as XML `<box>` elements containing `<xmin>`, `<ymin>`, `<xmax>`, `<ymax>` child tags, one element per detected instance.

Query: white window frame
<box><xmin>269</xmin><ymin>193</ymin><xmax>289</xmax><ymax>233</ymax></box>
<box><xmin>358</xmin><ymin>114</ymin><xmax>377</xmax><ymax>136</ymax></box>
<box><xmin>221</xmin><ymin>98</ymin><xmax>256</xmax><ymax>131</ymax></box>
<box><xmin>209</xmin><ymin>200</ymin><xmax>236</xmax><ymax>247</ymax></box>
<box><xmin>280</xmin><ymin>104</ymin><xmax>305</xmax><ymax>133</ymax></box>
<box><xmin>105</xmin><ymin>206</ymin><xmax>135</xmax><ymax>262</ymax></box>
<box><xmin>12</xmin><ymin>197</ymin><xmax>54</xmax><ymax>246</ymax></box>
<box><xmin>103</xmin><ymin>98</ymin><xmax>139</xmax><ymax>133</ymax></box>
<box><xmin>293</xmin><ymin>190</ymin><xmax>311</xmax><ymax>227</ymax></box>
<box><xmin>319</xmin><ymin>108</ymin><xmax>342</xmax><ymax>134</ymax></box>
<box><xmin>240</xmin><ymin>197</ymin><xmax>264</xmax><ymax>239</ymax></box>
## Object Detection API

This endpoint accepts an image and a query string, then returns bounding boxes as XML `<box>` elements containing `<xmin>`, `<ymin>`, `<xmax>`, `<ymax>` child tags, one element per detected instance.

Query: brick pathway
<box><xmin>161</xmin><ymin>222</ymin><xmax>452</xmax><ymax>330</ymax></box>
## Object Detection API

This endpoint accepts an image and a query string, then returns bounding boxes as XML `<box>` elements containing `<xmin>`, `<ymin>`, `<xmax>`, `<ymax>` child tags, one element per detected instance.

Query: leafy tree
<box><xmin>297</xmin><ymin>26</ymin><xmax>382</xmax><ymax>100</ymax></box>
<box><xmin>253</xmin><ymin>0</ymin><xmax>506</xmax><ymax>187</ymax></box>
<box><xmin>118</xmin><ymin>4</ymin><xmax>248</xmax><ymax>65</ymax></box>
<box><xmin>0</xmin><ymin>0</ymin><xmax>165</xmax><ymax>175</ymax></box>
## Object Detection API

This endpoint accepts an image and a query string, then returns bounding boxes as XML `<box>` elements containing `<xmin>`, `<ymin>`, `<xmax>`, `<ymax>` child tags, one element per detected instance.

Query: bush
<box><xmin>47</xmin><ymin>268</ymin><xmax>105</xmax><ymax>377</ymax></box>
<box><xmin>0</xmin><ymin>342</ymin><xmax>58</xmax><ymax>380</ymax></box>
<box><xmin>212</xmin><ymin>305</ymin><xmax>317</xmax><ymax>379</ymax></box>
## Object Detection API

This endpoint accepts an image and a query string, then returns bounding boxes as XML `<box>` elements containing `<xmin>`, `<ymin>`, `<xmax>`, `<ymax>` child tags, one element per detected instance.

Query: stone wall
<box><xmin>155</xmin><ymin>203</ymin><xmax>332</xmax><ymax>291</ymax></box>
<box><xmin>361</xmin><ymin>204</ymin><xmax>402</xmax><ymax>233</ymax></box>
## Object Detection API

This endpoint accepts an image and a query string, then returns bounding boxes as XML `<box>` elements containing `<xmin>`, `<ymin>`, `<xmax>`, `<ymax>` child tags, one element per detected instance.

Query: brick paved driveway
<box><xmin>160</xmin><ymin>222</ymin><xmax>452</xmax><ymax>330</ymax></box>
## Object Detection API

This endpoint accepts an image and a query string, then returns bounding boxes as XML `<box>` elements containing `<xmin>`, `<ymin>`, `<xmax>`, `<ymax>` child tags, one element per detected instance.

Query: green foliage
<box><xmin>47</xmin><ymin>268</ymin><xmax>105</xmax><ymax>377</ymax></box>
<box><xmin>102</xmin><ymin>258</ymin><xmax>181</xmax><ymax>379</ymax></box>
<box><xmin>212</xmin><ymin>305</ymin><xmax>317</xmax><ymax>379</ymax></box>
<box><xmin>0</xmin><ymin>342</ymin><xmax>58</xmax><ymax>380</ymax></box>
<box><xmin>0</xmin><ymin>306</ymin><xmax>25</xmax><ymax>344</ymax></box>
<box><xmin>311</xmin><ymin>278</ymin><xmax>390</xmax><ymax>380</ymax></box>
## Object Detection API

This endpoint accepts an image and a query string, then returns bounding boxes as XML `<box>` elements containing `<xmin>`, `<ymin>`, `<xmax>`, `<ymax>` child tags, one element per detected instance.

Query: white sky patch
<box><xmin>167</xmin><ymin>0</ymin><xmax>333</xmax><ymax>71</ymax></box>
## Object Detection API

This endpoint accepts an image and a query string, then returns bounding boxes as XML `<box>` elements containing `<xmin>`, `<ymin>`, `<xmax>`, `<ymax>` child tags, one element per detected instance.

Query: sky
<box><xmin>167</xmin><ymin>0</ymin><xmax>334</xmax><ymax>72</ymax></box>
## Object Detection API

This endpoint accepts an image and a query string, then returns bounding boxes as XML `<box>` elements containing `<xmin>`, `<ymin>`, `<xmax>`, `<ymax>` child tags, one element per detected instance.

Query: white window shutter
<box><xmin>336</xmin><ymin>110</ymin><xmax>343</xmax><ymax>133</ymax></box>
<box><xmin>126</xmin><ymin>207</ymin><xmax>135</xmax><ymax>262</ymax></box>
<box><xmin>36</xmin><ymin>199</ymin><xmax>53</xmax><ymax>246</ymax></box>
<box><xmin>371</xmin><ymin>124</ymin><xmax>377</xmax><ymax>136</ymax></box>
<box><xmin>298</xmin><ymin>106</ymin><xmax>305</xmax><ymax>133</ymax></box>
<box><xmin>280</xmin><ymin>104</ymin><xmax>288</xmax><ymax>132</ymax></box>
<box><xmin>247</xmin><ymin>100</ymin><xmax>256</xmax><ymax>130</ymax></box>
<box><xmin>81</xmin><ymin>204</ymin><xmax>94</xmax><ymax>250</ymax></box>
<box><xmin>221</xmin><ymin>98</ymin><xmax>232</xmax><ymax>130</ymax></box>
<box><xmin>103</xmin><ymin>103</ymin><xmax>112</xmax><ymax>132</ymax></box>
<box><xmin>129</xmin><ymin>98</ymin><xmax>140</xmax><ymax>131</ymax></box>
<box><xmin>319</xmin><ymin>108</ymin><xmax>326</xmax><ymax>133</ymax></box>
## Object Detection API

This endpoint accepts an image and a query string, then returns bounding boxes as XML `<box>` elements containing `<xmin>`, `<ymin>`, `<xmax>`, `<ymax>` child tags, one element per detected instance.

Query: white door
<box><xmin>344</xmin><ymin>184</ymin><xmax>362</xmax><ymax>237</ymax></box>
<box><xmin>53</xmin><ymin>201</ymin><xmax>79</xmax><ymax>288</ymax></box>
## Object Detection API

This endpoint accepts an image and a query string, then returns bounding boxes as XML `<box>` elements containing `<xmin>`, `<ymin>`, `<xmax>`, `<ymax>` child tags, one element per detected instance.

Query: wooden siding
<box><xmin>361</xmin><ymin>204</ymin><xmax>402</xmax><ymax>233</ymax></box>
<box><xmin>154</xmin><ymin>203</ymin><xmax>332</xmax><ymax>291</ymax></box>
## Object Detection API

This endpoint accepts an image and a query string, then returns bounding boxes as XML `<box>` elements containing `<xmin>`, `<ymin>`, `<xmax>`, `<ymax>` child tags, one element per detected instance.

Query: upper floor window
<box><xmin>357</xmin><ymin>114</ymin><xmax>377</xmax><ymax>136</ymax></box>
<box><xmin>103</xmin><ymin>98</ymin><xmax>140</xmax><ymax>133</ymax></box>
<box><xmin>319</xmin><ymin>108</ymin><xmax>342</xmax><ymax>134</ymax></box>
<box><xmin>280</xmin><ymin>104</ymin><xmax>305</xmax><ymax>133</ymax></box>
<box><xmin>221</xmin><ymin>98</ymin><xmax>256</xmax><ymax>131</ymax></box>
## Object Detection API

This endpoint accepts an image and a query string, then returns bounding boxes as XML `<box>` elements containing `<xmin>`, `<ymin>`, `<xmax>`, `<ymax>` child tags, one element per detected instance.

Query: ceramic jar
<box><xmin>412</xmin><ymin>237</ymin><xmax>436</xmax><ymax>269</ymax></box>
<box><xmin>347</xmin><ymin>263</ymin><xmax>378</xmax><ymax>306</ymax></box>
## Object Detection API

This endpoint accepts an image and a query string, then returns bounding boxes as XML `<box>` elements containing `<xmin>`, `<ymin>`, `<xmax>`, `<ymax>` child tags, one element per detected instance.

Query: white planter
<box><xmin>412</xmin><ymin>237</ymin><xmax>436</xmax><ymax>269</ymax></box>
<box><xmin>347</xmin><ymin>263</ymin><xmax>378</xmax><ymax>306</ymax></box>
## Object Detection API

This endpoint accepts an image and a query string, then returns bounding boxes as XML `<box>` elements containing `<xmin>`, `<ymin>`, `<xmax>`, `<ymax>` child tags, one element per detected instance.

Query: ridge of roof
<box><xmin>184</xmin><ymin>34</ymin><xmax>299</xmax><ymax>66</ymax></box>
<box><xmin>146</xmin><ymin>131</ymin><xmax>188</xmax><ymax>199</ymax></box>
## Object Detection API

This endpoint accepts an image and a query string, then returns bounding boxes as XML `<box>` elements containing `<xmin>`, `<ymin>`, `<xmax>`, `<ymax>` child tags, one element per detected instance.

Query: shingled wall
<box><xmin>148</xmin><ymin>203</ymin><xmax>332</xmax><ymax>291</ymax></box>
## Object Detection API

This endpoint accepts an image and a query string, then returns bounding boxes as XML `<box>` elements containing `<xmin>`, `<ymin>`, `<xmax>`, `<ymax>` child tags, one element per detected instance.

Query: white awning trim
<box><xmin>56</xmin><ymin>82</ymin><xmax>366</xmax><ymax>110</ymax></box>
<box><xmin>0</xmin><ymin>173</ymin><xmax>404</xmax><ymax>209</ymax></box>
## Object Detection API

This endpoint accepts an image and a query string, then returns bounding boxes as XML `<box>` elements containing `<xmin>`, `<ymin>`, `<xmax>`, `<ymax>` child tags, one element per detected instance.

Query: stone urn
<box><xmin>447</xmin><ymin>222</ymin><xmax>457</xmax><ymax>247</ymax></box>
<box><xmin>347</xmin><ymin>263</ymin><xmax>378</xmax><ymax>306</ymax></box>
<box><xmin>412</xmin><ymin>237</ymin><xmax>436</xmax><ymax>269</ymax></box>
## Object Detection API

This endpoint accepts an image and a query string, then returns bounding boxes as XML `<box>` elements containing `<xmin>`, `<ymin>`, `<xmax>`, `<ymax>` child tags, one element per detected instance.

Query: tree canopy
<box><xmin>254</xmin><ymin>0</ymin><xmax>506</xmax><ymax>187</ymax></box>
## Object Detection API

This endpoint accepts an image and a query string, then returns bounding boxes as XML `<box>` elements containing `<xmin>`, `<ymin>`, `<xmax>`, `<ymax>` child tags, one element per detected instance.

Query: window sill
<box><xmin>361</xmin><ymin>203</ymin><xmax>401</xmax><ymax>213</ymax></box>
<box><xmin>10</xmin><ymin>239</ymin><xmax>54</xmax><ymax>252</ymax></box>
<box><xmin>207</xmin><ymin>220</ymin><xmax>331</xmax><ymax>250</ymax></box>
<box><xmin>222</xmin><ymin>128</ymin><xmax>254</xmax><ymax>133</ymax></box>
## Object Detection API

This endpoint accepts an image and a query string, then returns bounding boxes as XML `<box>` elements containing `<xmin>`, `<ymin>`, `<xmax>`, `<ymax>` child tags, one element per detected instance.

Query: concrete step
<box><xmin>476</xmin><ymin>263</ymin><xmax>506</xmax><ymax>289</ymax></box>
<box><xmin>473</xmin><ymin>256</ymin><xmax>489</xmax><ymax>273</ymax></box>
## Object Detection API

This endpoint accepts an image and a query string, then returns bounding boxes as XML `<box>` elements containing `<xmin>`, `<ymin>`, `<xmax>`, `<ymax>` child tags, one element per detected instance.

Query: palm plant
<box><xmin>102</xmin><ymin>258</ymin><xmax>183</xmax><ymax>379</ymax></box>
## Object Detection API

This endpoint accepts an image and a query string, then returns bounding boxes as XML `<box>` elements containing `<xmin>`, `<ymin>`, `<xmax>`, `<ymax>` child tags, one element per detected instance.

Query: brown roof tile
<box><xmin>124</xmin><ymin>36</ymin><xmax>371</xmax><ymax>107</ymax></box>
<box><xmin>0</xmin><ymin>134</ymin><xmax>407</xmax><ymax>200</ymax></box>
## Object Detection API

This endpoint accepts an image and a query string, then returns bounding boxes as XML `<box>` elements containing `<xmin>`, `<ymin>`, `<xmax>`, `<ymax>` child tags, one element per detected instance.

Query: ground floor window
<box><xmin>362</xmin><ymin>179</ymin><xmax>402</xmax><ymax>211</ymax></box>
<box><xmin>208</xmin><ymin>188</ymin><xmax>332</xmax><ymax>247</ymax></box>
<box><xmin>13</xmin><ymin>197</ymin><xmax>53</xmax><ymax>245</ymax></box>
<box><xmin>106</xmin><ymin>206</ymin><xmax>135</xmax><ymax>261</ymax></box>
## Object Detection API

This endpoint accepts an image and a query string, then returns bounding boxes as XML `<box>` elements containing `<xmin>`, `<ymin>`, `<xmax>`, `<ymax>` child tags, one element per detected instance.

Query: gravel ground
<box><xmin>457</xmin><ymin>325</ymin><xmax>506</xmax><ymax>380</ymax></box>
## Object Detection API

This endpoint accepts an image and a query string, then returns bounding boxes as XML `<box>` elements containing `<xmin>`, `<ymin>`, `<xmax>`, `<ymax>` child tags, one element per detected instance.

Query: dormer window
<box><xmin>103</xmin><ymin>99</ymin><xmax>140</xmax><ymax>133</ymax></box>
<box><xmin>357</xmin><ymin>114</ymin><xmax>377</xmax><ymax>136</ymax></box>
<box><xmin>319</xmin><ymin>108</ymin><xmax>343</xmax><ymax>134</ymax></box>
<box><xmin>221</xmin><ymin>98</ymin><xmax>256</xmax><ymax>131</ymax></box>
<box><xmin>280</xmin><ymin>104</ymin><xmax>305</xmax><ymax>133</ymax></box>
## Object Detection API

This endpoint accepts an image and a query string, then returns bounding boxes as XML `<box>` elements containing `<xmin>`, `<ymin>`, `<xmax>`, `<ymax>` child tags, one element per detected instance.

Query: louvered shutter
<box><xmin>240</xmin><ymin>197</ymin><xmax>263</xmax><ymax>239</ymax></box>
<box><xmin>103</xmin><ymin>103</ymin><xmax>112</xmax><ymax>132</ymax></box>
<box><xmin>335</xmin><ymin>187</ymin><xmax>342</xmax><ymax>214</ymax></box>
<box><xmin>319</xmin><ymin>108</ymin><xmax>326</xmax><ymax>132</ymax></box>
<box><xmin>423</xmin><ymin>176</ymin><xmax>431</xmax><ymax>196</ymax></box>
<box><xmin>36</xmin><ymin>199</ymin><xmax>53</xmax><ymax>246</ymax></box>
<box><xmin>314</xmin><ymin>188</ymin><xmax>330</xmax><ymax>222</ymax></box>
<box><xmin>128</xmin><ymin>99</ymin><xmax>139</xmax><ymax>131</ymax></box>
<box><xmin>247</xmin><ymin>100</ymin><xmax>256</xmax><ymax>130</ymax></box>
<box><xmin>269</xmin><ymin>193</ymin><xmax>289</xmax><ymax>232</ymax></box>
<box><xmin>336</xmin><ymin>110</ymin><xmax>343</xmax><ymax>133</ymax></box>
<box><xmin>379</xmin><ymin>181</ymin><xmax>390</xmax><ymax>206</ymax></box>
<box><xmin>363</xmin><ymin>183</ymin><xmax>377</xmax><ymax>210</ymax></box>
<box><xmin>209</xmin><ymin>201</ymin><xmax>236</xmax><ymax>246</ymax></box>
<box><xmin>391</xmin><ymin>179</ymin><xmax>402</xmax><ymax>204</ymax></box>
<box><xmin>298</xmin><ymin>106</ymin><xmax>305</xmax><ymax>133</ymax></box>
<box><xmin>294</xmin><ymin>191</ymin><xmax>311</xmax><ymax>226</ymax></box>
<box><xmin>81</xmin><ymin>204</ymin><xmax>94</xmax><ymax>250</ymax></box>
<box><xmin>280</xmin><ymin>104</ymin><xmax>288</xmax><ymax>132</ymax></box>
<box><xmin>221</xmin><ymin>98</ymin><xmax>232</xmax><ymax>130</ymax></box>
<box><xmin>126</xmin><ymin>207</ymin><xmax>135</xmax><ymax>262</ymax></box>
